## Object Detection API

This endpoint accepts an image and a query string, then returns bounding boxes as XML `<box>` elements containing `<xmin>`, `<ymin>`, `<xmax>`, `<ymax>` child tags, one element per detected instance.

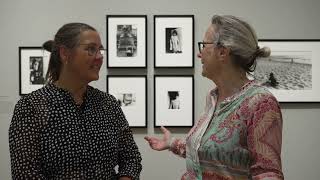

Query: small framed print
<box><xmin>154</xmin><ymin>15</ymin><xmax>194</xmax><ymax>68</ymax></box>
<box><xmin>256</xmin><ymin>39</ymin><xmax>320</xmax><ymax>102</ymax></box>
<box><xmin>106</xmin><ymin>15</ymin><xmax>147</xmax><ymax>68</ymax></box>
<box><xmin>107</xmin><ymin>75</ymin><xmax>147</xmax><ymax>127</ymax></box>
<box><xmin>19</xmin><ymin>47</ymin><xmax>50</xmax><ymax>95</ymax></box>
<box><xmin>154</xmin><ymin>75</ymin><xmax>194</xmax><ymax>127</ymax></box>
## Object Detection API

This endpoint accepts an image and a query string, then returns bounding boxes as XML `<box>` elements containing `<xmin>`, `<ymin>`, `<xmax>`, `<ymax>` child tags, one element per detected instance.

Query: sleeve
<box><xmin>8</xmin><ymin>97</ymin><xmax>46</xmax><ymax>179</ymax></box>
<box><xmin>247</xmin><ymin>93</ymin><xmax>284</xmax><ymax>180</ymax></box>
<box><xmin>169</xmin><ymin>90</ymin><xmax>213</xmax><ymax>159</ymax></box>
<box><xmin>169</xmin><ymin>138</ymin><xmax>186</xmax><ymax>158</ymax></box>
<box><xmin>112</xmin><ymin>98</ymin><xmax>142</xmax><ymax>180</ymax></box>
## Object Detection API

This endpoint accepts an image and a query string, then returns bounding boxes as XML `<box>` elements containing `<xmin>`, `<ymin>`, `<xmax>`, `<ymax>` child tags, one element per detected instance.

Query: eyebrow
<box><xmin>81</xmin><ymin>42</ymin><xmax>104</xmax><ymax>49</ymax></box>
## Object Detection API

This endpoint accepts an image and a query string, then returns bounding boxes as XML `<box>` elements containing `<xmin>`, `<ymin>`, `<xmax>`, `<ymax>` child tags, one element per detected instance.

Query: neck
<box><xmin>211</xmin><ymin>69</ymin><xmax>249</xmax><ymax>103</ymax></box>
<box><xmin>55</xmin><ymin>76</ymin><xmax>88</xmax><ymax>105</ymax></box>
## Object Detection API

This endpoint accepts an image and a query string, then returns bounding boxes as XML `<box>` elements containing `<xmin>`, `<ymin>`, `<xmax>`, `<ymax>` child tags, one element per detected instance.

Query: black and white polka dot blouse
<box><xmin>9</xmin><ymin>83</ymin><xmax>142</xmax><ymax>180</ymax></box>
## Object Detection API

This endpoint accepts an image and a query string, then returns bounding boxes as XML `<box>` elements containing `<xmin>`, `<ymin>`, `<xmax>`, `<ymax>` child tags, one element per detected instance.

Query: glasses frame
<box><xmin>78</xmin><ymin>43</ymin><xmax>106</xmax><ymax>56</ymax></box>
<box><xmin>197</xmin><ymin>42</ymin><xmax>214</xmax><ymax>52</ymax></box>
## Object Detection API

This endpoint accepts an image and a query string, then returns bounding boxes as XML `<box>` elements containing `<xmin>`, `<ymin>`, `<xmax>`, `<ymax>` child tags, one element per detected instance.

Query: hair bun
<box><xmin>42</xmin><ymin>40</ymin><xmax>54</xmax><ymax>52</ymax></box>
<box><xmin>258</xmin><ymin>46</ymin><xmax>271</xmax><ymax>58</ymax></box>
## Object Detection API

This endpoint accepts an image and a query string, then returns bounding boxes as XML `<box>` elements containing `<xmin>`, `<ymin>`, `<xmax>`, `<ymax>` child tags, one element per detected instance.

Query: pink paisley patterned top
<box><xmin>169</xmin><ymin>81</ymin><xmax>284</xmax><ymax>180</ymax></box>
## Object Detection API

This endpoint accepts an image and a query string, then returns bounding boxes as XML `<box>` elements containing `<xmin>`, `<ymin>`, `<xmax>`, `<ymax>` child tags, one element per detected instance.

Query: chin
<box><xmin>92</xmin><ymin>75</ymin><xmax>99</xmax><ymax>81</ymax></box>
<box><xmin>201</xmin><ymin>71</ymin><xmax>207</xmax><ymax>77</ymax></box>
<box><xmin>88</xmin><ymin>74</ymin><xmax>99</xmax><ymax>82</ymax></box>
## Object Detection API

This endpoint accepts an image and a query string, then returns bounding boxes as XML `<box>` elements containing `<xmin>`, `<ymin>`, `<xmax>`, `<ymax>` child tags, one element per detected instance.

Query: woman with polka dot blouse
<box><xmin>9</xmin><ymin>23</ymin><xmax>142</xmax><ymax>180</ymax></box>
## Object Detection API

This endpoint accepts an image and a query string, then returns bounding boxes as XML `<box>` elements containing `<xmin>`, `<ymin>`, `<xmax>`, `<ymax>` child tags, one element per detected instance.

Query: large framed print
<box><xmin>154</xmin><ymin>75</ymin><xmax>194</xmax><ymax>127</ymax></box>
<box><xmin>19</xmin><ymin>47</ymin><xmax>50</xmax><ymax>95</ymax></box>
<box><xmin>106</xmin><ymin>15</ymin><xmax>147</xmax><ymax>68</ymax></box>
<box><xmin>107</xmin><ymin>75</ymin><xmax>147</xmax><ymax>127</ymax></box>
<box><xmin>256</xmin><ymin>39</ymin><xmax>320</xmax><ymax>102</ymax></box>
<box><xmin>154</xmin><ymin>15</ymin><xmax>194</xmax><ymax>68</ymax></box>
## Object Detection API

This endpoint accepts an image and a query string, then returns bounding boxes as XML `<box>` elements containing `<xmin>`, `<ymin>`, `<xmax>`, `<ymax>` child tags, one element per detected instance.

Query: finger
<box><xmin>160</xmin><ymin>126</ymin><xmax>169</xmax><ymax>134</ymax></box>
<box><xmin>144</xmin><ymin>136</ymin><xmax>150</xmax><ymax>141</ymax></box>
<box><xmin>144</xmin><ymin>136</ymin><xmax>155</xmax><ymax>143</ymax></box>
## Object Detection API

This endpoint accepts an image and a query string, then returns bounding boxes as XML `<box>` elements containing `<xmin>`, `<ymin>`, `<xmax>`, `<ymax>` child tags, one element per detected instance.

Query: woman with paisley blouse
<box><xmin>9</xmin><ymin>23</ymin><xmax>142</xmax><ymax>180</ymax></box>
<box><xmin>145</xmin><ymin>15</ymin><xmax>284</xmax><ymax>180</ymax></box>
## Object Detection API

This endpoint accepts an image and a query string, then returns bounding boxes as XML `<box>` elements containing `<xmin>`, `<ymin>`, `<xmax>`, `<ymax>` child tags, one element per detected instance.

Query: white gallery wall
<box><xmin>1</xmin><ymin>0</ymin><xmax>320</xmax><ymax>179</ymax></box>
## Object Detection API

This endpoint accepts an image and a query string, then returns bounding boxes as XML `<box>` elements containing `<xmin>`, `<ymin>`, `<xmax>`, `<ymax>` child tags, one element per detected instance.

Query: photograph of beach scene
<box><xmin>254</xmin><ymin>50</ymin><xmax>312</xmax><ymax>90</ymax></box>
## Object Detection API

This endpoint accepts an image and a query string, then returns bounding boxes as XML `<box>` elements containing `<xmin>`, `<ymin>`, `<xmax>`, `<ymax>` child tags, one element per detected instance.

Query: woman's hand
<box><xmin>144</xmin><ymin>126</ymin><xmax>171</xmax><ymax>151</ymax></box>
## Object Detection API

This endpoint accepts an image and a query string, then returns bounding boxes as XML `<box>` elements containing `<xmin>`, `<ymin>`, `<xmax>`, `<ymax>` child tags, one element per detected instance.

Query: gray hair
<box><xmin>211</xmin><ymin>15</ymin><xmax>270</xmax><ymax>73</ymax></box>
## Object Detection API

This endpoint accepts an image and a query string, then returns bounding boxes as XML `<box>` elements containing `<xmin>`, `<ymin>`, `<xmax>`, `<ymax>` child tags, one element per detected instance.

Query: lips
<box><xmin>91</xmin><ymin>58</ymin><xmax>103</xmax><ymax>70</ymax></box>
<box><xmin>91</xmin><ymin>64</ymin><xmax>101</xmax><ymax>71</ymax></box>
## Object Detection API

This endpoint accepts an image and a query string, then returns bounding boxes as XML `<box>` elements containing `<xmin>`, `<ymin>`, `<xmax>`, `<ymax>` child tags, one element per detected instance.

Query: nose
<box><xmin>197</xmin><ymin>52</ymin><xmax>202</xmax><ymax>59</ymax></box>
<box><xmin>96</xmin><ymin>50</ymin><xmax>104</xmax><ymax>59</ymax></box>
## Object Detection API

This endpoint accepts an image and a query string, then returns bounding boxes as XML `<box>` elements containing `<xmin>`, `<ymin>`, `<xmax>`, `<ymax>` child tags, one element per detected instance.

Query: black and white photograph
<box><xmin>154</xmin><ymin>15</ymin><xmax>194</xmax><ymax>68</ymax></box>
<box><xmin>254</xmin><ymin>51</ymin><xmax>312</xmax><ymax>90</ymax></box>
<box><xmin>29</xmin><ymin>56</ymin><xmax>45</xmax><ymax>85</ymax></box>
<box><xmin>116</xmin><ymin>93</ymin><xmax>136</xmax><ymax>107</ymax></box>
<box><xmin>154</xmin><ymin>75</ymin><xmax>194</xmax><ymax>127</ymax></box>
<box><xmin>19</xmin><ymin>47</ymin><xmax>50</xmax><ymax>95</ymax></box>
<box><xmin>257</xmin><ymin>40</ymin><xmax>320</xmax><ymax>102</ymax></box>
<box><xmin>166</xmin><ymin>28</ymin><xmax>182</xmax><ymax>54</ymax></box>
<box><xmin>168</xmin><ymin>91</ymin><xmax>180</xmax><ymax>109</ymax></box>
<box><xmin>117</xmin><ymin>25</ymin><xmax>137</xmax><ymax>57</ymax></box>
<box><xmin>107</xmin><ymin>75</ymin><xmax>147</xmax><ymax>127</ymax></box>
<box><xmin>107</xmin><ymin>15</ymin><xmax>147</xmax><ymax>68</ymax></box>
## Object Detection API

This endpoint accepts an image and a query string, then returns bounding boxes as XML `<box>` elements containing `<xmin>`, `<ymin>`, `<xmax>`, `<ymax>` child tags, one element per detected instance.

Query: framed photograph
<box><xmin>154</xmin><ymin>15</ymin><xmax>194</xmax><ymax>68</ymax></box>
<box><xmin>255</xmin><ymin>39</ymin><xmax>320</xmax><ymax>102</ymax></box>
<box><xmin>19</xmin><ymin>47</ymin><xmax>50</xmax><ymax>95</ymax></box>
<box><xmin>154</xmin><ymin>75</ymin><xmax>194</xmax><ymax>127</ymax></box>
<box><xmin>107</xmin><ymin>75</ymin><xmax>147</xmax><ymax>127</ymax></box>
<box><xmin>106</xmin><ymin>15</ymin><xmax>147</xmax><ymax>68</ymax></box>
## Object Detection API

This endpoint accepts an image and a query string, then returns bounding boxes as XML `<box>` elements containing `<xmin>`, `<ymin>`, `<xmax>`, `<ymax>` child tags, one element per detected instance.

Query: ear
<box><xmin>59</xmin><ymin>46</ymin><xmax>71</xmax><ymax>64</ymax></box>
<box><xmin>217</xmin><ymin>46</ymin><xmax>231</xmax><ymax>62</ymax></box>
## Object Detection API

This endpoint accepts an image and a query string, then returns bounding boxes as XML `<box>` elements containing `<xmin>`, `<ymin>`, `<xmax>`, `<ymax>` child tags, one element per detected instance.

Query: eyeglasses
<box><xmin>198</xmin><ymin>41</ymin><xmax>224</xmax><ymax>52</ymax></box>
<box><xmin>79</xmin><ymin>44</ymin><xmax>106</xmax><ymax>56</ymax></box>
<box><xmin>198</xmin><ymin>42</ymin><xmax>214</xmax><ymax>52</ymax></box>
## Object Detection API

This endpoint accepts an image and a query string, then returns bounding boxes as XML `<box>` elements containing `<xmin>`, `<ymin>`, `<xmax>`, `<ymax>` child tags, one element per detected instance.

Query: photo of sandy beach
<box><xmin>254</xmin><ymin>51</ymin><xmax>312</xmax><ymax>90</ymax></box>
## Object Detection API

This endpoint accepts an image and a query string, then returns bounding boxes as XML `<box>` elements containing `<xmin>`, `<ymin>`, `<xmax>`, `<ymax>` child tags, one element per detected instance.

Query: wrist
<box><xmin>167</xmin><ymin>137</ymin><xmax>175</xmax><ymax>150</ymax></box>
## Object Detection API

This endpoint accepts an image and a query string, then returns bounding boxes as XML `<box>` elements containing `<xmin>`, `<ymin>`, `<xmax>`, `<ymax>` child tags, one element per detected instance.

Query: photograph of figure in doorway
<box><xmin>254</xmin><ymin>51</ymin><xmax>312</xmax><ymax>90</ymax></box>
<box><xmin>116</xmin><ymin>24</ymin><xmax>137</xmax><ymax>57</ymax></box>
<box><xmin>165</xmin><ymin>28</ymin><xmax>182</xmax><ymax>54</ymax></box>
<box><xmin>29</xmin><ymin>56</ymin><xmax>45</xmax><ymax>85</ymax></box>
<box><xmin>116</xmin><ymin>93</ymin><xmax>136</xmax><ymax>107</ymax></box>
<box><xmin>168</xmin><ymin>91</ymin><xmax>180</xmax><ymax>109</ymax></box>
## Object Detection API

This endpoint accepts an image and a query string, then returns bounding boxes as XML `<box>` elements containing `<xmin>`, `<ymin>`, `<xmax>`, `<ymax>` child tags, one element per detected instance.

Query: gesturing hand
<box><xmin>144</xmin><ymin>126</ymin><xmax>171</xmax><ymax>151</ymax></box>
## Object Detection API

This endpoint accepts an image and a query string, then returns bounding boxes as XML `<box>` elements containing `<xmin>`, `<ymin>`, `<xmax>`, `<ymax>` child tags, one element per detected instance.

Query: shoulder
<box><xmin>15</xmin><ymin>85</ymin><xmax>48</xmax><ymax>107</ymax></box>
<box><xmin>87</xmin><ymin>86</ymin><xmax>119</xmax><ymax>105</ymax></box>
<box><xmin>248</xmin><ymin>83</ymin><xmax>279</xmax><ymax>102</ymax></box>
<box><xmin>237</xmin><ymin>83</ymin><xmax>282</xmax><ymax>126</ymax></box>
<box><xmin>20</xmin><ymin>84</ymin><xmax>58</xmax><ymax>106</ymax></box>
<box><xmin>243</xmin><ymin>82</ymin><xmax>281</xmax><ymax>113</ymax></box>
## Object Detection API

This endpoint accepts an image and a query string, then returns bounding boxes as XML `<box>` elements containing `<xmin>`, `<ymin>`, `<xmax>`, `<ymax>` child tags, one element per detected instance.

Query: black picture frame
<box><xmin>256</xmin><ymin>39</ymin><xmax>320</xmax><ymax>102</ymax></box>
<box><xmin>106</xmin><ymin>15</ymin><xmax>147</xmax><ymax>68</ymax></box>
<box><xmin>19</xmin><ymin>47</ymin><xmax>50</xmax><ymax>95</ymax></box>
<box><xmin>154</xmin><ymin>15</ymin><xmax>194</xmax><ymax>68</ymax></box>
<box><xmin>154</xmin><ymin>75</ymin><xmax>194</xmax><ymax>127</ymax></box>
<box><xmin>107</xmin><ymin>75</ymin><xmax>147</xmax><ymax>127</ymax></box>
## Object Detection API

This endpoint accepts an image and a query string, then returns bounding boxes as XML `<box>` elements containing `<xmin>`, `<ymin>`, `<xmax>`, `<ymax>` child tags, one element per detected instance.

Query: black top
<box><xmin>9</xmin><ymin>83</ymin><xmax>142</xmax><ymax>180</ymax></box>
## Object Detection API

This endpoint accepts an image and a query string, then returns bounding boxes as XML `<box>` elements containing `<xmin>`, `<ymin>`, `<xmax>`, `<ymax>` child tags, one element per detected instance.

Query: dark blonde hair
<box><xmin>211</xmin><ymin>15</ymin><xmax>270</xmax><ymax>74</ymax></box>
<box><xmin>43</xmin><ymin>23</ymin><xmax>96</xmax><ymax>83</ymax></box>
